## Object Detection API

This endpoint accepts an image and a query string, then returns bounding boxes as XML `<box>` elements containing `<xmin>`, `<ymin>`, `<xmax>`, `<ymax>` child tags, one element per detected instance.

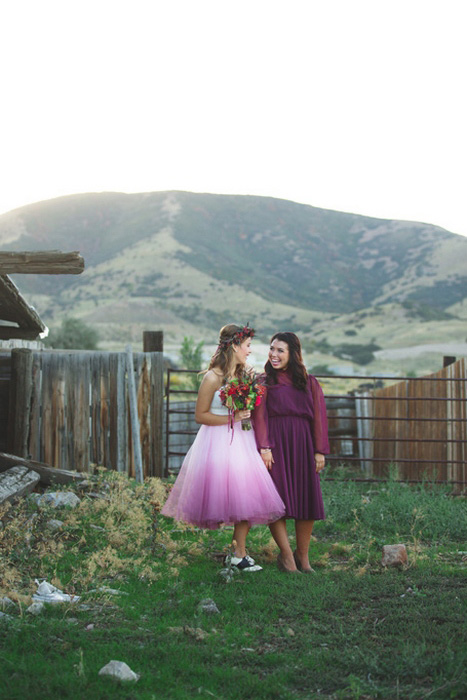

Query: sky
<box><xmin>1</xmin><ymin>0</ymin><xmax>466</xmax><ymax>236</ymax></box>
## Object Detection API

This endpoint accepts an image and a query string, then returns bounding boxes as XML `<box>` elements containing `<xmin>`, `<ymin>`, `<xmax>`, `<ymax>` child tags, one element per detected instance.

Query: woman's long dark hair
<box><xmin>264</xmin><ymin>332</ymin><xmax>308</xmax><ymax>390</ymax></box>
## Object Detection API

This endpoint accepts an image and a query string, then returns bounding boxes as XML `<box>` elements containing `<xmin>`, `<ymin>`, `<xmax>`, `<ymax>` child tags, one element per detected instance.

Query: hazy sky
<box><xmin>2</xmin><ymin>0</ymin><xmax>466</xmax><ymax>236</ymax></box>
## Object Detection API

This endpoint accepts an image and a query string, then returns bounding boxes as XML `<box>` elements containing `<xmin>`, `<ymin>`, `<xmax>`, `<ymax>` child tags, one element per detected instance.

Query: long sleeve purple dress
<box><xmin>253</xmin><ymin>369</ymin><xmax>329</xmax><ymax>520</ymax></box>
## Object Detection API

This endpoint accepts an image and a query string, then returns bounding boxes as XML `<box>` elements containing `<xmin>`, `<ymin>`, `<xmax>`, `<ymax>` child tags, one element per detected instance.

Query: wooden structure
<box><xmin>371</xmin><ymin>358</ymin><xmax>466</xmax><ymax>483</ymax></box>
<box><xmin>0</xmin><ymin>275</ymin><xmax>46</xmax><ymax>340</ymax></box>
<box><xmin>6</xmin><ymin>348</ymin><xmax>164</xmax><ymax>478</ymax></box>
<box><xmin>0</xmin><ymin>252</ymin><xmax>167</xmax><ymax>479</ymax></box>
<box><xmin>0</xmin><ymin>250</ymin><xmax>84</xmax><ymax>340</ymax></box>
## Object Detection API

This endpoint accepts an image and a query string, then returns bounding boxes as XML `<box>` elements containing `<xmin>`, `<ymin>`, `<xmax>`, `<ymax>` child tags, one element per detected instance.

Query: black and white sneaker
<box><xmin>230</xmin><ymin>554</ymin><xmax>262</xmax><ymax>572</ymax></box>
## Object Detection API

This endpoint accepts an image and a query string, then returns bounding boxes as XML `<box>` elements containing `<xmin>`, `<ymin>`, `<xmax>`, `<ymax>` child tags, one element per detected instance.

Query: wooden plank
<box><xmin>137</xmin><ymin>354</ymin><xmax>151</xmax><ymax>478</ymax></box>
<box><xmin>74</xmin><ymin>353</ymin><xmax>90</xmax><ymax>472</ymax></box>
<box><xmin>90</xmin><ymin>353</ymin><xmax>101</xmax><ymax>466</ymax></box>
<box><xmin>126</xmin><ymin>346</ymin><xmax>143</xmax><ymax>483</ymax></box>
<box><xmin>150</xmin><ymin>351</ymin><xmax>164</xmax><ymax>477</ymax></box>
<box><xmin>0</xmin><ymin>250</ymin><xmax>84</xmax><ymax>274</ymax></box>
<box><xmin>0</xmin><ymin>452</ymin><xmax>86</xmax><ymax>485</ymax></box>
<box><xmin>54</xmin><ymin>353</ymin><xmax>67</xmax><ymax>469</ymax></box>
<box><xmin>41</xmin><ymin>352</ymin><xmax>54</xmax><ymax>465</ymax></box>
<box><xmin>100</xmin><ymin>353</ymin><xmax>110</xmax><ymax>468</ymax></box>
<box><xmin>0</xmin><ymin>466</ymin><xmax>40</xmax><ymax>504</ymax></box>
<box><xmin>8</xmin><ymin>349</ymin><xmax>34</xmax><ymax>456</ymax></box>
<box><xmin>28</xmin><ymin>353</ymin><xmax>42</xmax><ymax>460</ymax></box>
<box><xmin>109</xmin><ymin>353</ymin><xmax>126</xmax><ymax>473</ymax></box>
<box><xmin>66</xmin><ymin>352</ymin><xmax>90</xmax><ymax>471</ymax></box>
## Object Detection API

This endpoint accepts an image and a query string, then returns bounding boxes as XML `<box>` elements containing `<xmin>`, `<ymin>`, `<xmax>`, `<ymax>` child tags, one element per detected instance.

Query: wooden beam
<box><xmin>0</xmin><ymin>452</ymin><xmax>87</xmax><ymax>486</ymax></box>
<box><xmin>0</xmin><ymin>466</ymin><xmax>40</xmax><ymax>505</ymax></box>
<box><xmin>0</xmin><ymin>250</ymin><xmax>85</xmax><ymax>275</ymax></box>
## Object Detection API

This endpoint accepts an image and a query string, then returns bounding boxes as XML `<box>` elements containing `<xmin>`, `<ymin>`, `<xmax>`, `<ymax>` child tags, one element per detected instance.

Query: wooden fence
<box><xmin>7</xmin><ymin>348</ymin><xmax>164</xmax><ymax>477</ymax></box>
<box><xmin>371</xmin><ymin>358</ymin><xmax>466</xmax><ymax>483</ymax></box>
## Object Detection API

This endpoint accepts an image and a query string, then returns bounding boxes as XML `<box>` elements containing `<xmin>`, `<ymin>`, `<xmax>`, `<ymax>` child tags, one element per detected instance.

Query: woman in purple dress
<box><xmin>254</xmin><ymin>332</ymin><xmax>329</xmax><ymax>573</ymax></box>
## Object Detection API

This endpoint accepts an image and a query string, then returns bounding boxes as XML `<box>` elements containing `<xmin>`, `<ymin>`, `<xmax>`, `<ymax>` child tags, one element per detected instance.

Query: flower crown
<box><xmin>217</xmin><ymin>325</ymin><xmax>255</xmax><ymax>351</ymax></box>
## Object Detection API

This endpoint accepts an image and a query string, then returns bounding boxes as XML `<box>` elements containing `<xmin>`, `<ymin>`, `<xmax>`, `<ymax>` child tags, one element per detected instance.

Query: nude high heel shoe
<box><xmin>293</xmin><ymin>550</ymin><xmax>315</xmax><ymax>574</ymax></box>
<box><xmin>277</xmin><ymin>553</ymin><xmax>301</xmax><ymax>574</ymax></box>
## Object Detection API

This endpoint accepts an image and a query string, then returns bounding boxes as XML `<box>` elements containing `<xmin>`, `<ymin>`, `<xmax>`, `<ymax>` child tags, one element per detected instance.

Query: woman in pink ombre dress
<box><xmin>161</xmin><ymin>324</ymin><xmax>285</xmax><ymax>572</ymax></box>
<box><xmin>254</xmin><ymin>332</ymin><xmax>329</xmax><ymax>573</ymax></box>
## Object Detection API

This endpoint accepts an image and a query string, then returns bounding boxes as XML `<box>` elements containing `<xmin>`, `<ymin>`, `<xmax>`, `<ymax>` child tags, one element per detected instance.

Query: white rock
<box><xmin>0</xmin><ymin>596</ymin><xmax>15</xmax><ymax>610</ymax></box>
<box><xmin>98</xmin><ymin>660</ymin><xmax>140</xmax><ymax>682</ymax></box>
<box><xmin>197</xmin><ymin>598</ymin><xmax>220</xmax><ymax>614</ymax></box>
<box><xmin>27</xmin><ymin>602</ymin><xmax>45</xmax><ymax>615</ymax></box>
<box><xmin>98</xmin><ymin>586</ymin><xmax>129</xmax><ymax>596</ymax></box>
<box><xmin>37</xmin><ymin>492</ymin><xmax>81</xmax><ymax>509</ymax></box>
<box><xmin>0</xmin><ymin>611</ymin><xmax>13</xmax><ymax>622</ymax></box>
<box><xmin>47</xmin><ymin>519</ymin><xmax>64</xmax><ymax>530</ymax></box>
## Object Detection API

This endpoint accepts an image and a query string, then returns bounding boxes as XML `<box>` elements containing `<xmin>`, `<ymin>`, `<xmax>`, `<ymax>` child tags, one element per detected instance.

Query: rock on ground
<box><xmin>197</xmin><ymin>598</ymin><xmax>220</xmax><ymax>614</ymax></box>
<box><xmin>27</xmin><ymin>602</ymin><xmax>45</xmax><ymax>615</ymax></box>
<box><xmin>98</xmin><ymin>660</ymin><xmax>140</xmax><ymax>682</ymax></box>
<box><xmin>36</xmin><ymin>492</ymin><xmax>81</xmax><ymax>508</ymax></box>
<box><xmin>382</xmin><ymin>544</ymin><xmax>408</xmax><ymax>567</ymax></box>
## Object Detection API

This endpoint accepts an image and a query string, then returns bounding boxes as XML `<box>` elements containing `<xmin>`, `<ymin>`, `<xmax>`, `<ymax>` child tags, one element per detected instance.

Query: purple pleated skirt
<box><xmin>268</xmin><ymin>415</ymin><xmax>325</xmax><ymax>520</ymax></box>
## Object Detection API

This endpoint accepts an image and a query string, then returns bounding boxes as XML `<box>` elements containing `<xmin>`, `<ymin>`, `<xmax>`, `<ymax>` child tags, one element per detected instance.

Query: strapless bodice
<box><xmin>210</xmin><ymin>390</ymin><xmax>229</xmax><ymax>415</ymax></box>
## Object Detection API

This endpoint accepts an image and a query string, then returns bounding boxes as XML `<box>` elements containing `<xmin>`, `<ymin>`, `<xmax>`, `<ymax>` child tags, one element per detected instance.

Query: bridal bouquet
<box><xmin>219</xmin><ymin>372</ymin><xmax>266</xmax><ymax>431</ymax></box>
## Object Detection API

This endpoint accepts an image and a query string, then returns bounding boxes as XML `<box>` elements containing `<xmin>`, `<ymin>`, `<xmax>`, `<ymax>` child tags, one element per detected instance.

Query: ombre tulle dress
<box><xmin>253</xmin><ymin>370</ymin><xmax>329</xmax><ymax>520</ymax></box>
<box><xmin>161</xmin><ymin>390</ymin><xmax>286</xmax><ymax>529</ymax></box>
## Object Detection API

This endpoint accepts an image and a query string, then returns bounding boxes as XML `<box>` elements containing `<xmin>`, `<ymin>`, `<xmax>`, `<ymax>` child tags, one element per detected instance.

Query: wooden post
<box><xmin>8</xmin><ymin>349</ymin><xmax>34</xmax><ymax>457</ymax></box>
<box><xmin>126</xmin><ymin>345</ymin><xmax>144</xmax><ymax>483</ymax></box>
<box><xmin>109</xmin><ymin>353</ymin><xmax>126</xmax><ymax>473</ymax></box>
<box><xmin>143</xmin><ymin>331</ymin><xmax>163</xmax><ymax>353</ymax></box>
<box><xmin>150</xmin><ymin>351</ymin><xmax>164</xmax><ymax>477</ymax></box>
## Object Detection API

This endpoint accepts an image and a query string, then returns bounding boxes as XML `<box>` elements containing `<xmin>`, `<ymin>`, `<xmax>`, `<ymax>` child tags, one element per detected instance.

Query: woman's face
<box><xmin>269</xmin><ymin>339</ymin><xmax>290</xmax><ymax>370</ymax></box>
<box><xmin>234</xmin><ymin>338</ymin><xmax>252</xmax><ymax>365</ymax></box>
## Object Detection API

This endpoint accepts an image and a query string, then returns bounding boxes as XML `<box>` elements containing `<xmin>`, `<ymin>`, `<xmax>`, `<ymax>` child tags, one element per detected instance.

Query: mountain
<box><xmin>1</xmin><ymin>191</ymin><xmax>466</xmax><ymax>371</ymax></box>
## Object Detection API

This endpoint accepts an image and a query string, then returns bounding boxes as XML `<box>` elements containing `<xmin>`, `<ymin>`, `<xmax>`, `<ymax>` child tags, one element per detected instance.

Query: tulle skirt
<box><xmin>161</xmin><ymin>422</ymin><xmax>286</xmax><ymax>529</ymax></box>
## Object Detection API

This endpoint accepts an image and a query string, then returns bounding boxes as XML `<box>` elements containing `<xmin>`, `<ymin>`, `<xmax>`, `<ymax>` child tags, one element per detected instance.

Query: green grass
<box><xmin>1</xmin><ymin>473</ymin><xmax>466</xmax><ymax>699</ymax></box>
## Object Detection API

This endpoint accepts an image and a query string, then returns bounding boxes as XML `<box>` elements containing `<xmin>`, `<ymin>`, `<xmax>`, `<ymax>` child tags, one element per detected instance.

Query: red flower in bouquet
<box><xmin>219</xmin><ymin>372</ymin><xmax>266</xmax><ymax>433</ymax></box>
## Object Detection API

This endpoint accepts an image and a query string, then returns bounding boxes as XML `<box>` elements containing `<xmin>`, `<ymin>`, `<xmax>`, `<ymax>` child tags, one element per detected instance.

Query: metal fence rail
<box><xmin>165</xmin><ymin>362</ymin><xmax>466</xmax><ymax>487</ymax></box>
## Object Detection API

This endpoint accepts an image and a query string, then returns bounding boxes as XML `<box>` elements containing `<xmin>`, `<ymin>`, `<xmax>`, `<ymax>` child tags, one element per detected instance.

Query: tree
<box><xmin>179</xmin><ymin>336</ymin><xmax>204</xmax><ymax>391</ymax></box>
<box><xmin>45</xmin><ymin>317</ymin><xmax>99</xmax><ymax>350</ymax></box>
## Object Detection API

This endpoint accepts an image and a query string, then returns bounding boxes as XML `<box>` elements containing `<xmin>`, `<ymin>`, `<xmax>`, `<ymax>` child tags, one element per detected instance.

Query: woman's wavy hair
<box><xmin>264</xmin><ymin>331</ymin><xmax>308</xmax><ymax>390</ymax></box>
<box><xmin>207</xmin><ymin>324</ymin><xmax>250</xmax><ymax>380</ymax></box>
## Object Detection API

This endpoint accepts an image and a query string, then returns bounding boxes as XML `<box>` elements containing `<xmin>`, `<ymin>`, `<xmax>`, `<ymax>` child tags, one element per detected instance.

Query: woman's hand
<box><xmin>315</xmin><ymin>452</ymin><xmax>325</xmax><ymax>473</ymax></box>
<box><xmin>234</xmin><ymin>409</ymin><xmax>251</xmax><ymax>422</ymax></box>
<box><xmin>260</xmin><ymin>448</ymin><xmax>274</xmax><ymax>470</ymax></box>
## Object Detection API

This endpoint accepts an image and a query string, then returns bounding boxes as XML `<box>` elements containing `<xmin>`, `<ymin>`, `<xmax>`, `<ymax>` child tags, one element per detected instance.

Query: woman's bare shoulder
<box><xmin>202</xmin><ymin>368</ymin><xmax>224</xmax><ymax>386</ymax></box>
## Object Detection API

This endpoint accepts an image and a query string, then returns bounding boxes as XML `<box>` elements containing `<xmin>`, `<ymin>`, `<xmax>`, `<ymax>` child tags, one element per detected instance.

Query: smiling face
<box><xmin>234</xmin><ymin>338</ymin><xmax>252</xmax><ymax>365</ymax></box>
<box><xmin>269</xmin><ymin>338</ymin><xmax>290</xmax><ymax>371</ymax></box>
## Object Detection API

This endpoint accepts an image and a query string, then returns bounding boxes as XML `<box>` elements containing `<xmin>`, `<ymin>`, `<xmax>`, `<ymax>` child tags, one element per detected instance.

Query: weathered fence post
<box><xmin>8</xmin><ymin>348</ymin><xmax>33</xmax><ymax>457</ymax></box>
<box><xmin>143</xmin><ymin>331</ymin><xmax>164</xmax><ymax>478</ymax></box>
<box><xmin>126</xmin><ymin>345</ymin><xmax>144</xmax><ymax>483</ymax></box>
<box><xmin>151</xmin><ymin>352</ymin><xmax>164</xmax><ymax>477</ymax></box>
<box><xmin>143</xmin><ymin>331</ymin><xmax>163</xmax><ymax>353</ymax></box>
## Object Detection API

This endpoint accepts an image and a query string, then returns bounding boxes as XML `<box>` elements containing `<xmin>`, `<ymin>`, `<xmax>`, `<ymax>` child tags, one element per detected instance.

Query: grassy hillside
<box><xmin>0</xmin><ymin>191</ymin><xmax>466</xmax><ymax>372</ymax></box>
